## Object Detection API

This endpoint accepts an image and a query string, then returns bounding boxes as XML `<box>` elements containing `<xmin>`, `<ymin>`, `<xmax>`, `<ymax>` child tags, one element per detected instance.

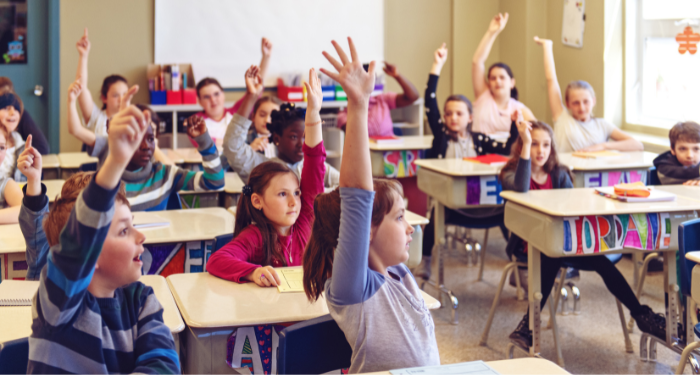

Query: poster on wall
<box><xmin>562</xmin><ymin>0</ymin><xmax>585</xmax><ymax>48</ymax></box>
<box><xmin>0</xmin><ymin>0</ymin><xmax>27</xmax><ymax>64</ymax></box>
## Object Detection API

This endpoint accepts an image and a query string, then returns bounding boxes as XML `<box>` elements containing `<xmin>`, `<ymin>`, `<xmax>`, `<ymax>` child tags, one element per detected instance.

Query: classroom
<box><xmin>0</xmin><ymin>0</ymin><xmax>700</xmax><ymax>374</ymax></box>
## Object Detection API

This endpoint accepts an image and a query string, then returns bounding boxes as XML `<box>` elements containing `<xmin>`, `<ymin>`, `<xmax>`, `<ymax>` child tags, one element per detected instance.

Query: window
<box><xmin>626</xmin><ymin>0</ymin><xmax>700</xmax><ymax>128</ymax></box>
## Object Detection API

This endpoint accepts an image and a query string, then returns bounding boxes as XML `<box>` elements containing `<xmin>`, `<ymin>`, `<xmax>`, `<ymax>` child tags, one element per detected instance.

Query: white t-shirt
<box><xmin>554</xmin><ymin>109</ymin><xmax>617</xmax><ymax>153</ymax></box>
<box><xmin>86</xmin><ymin>104</ymin><xmax>110</xmax><ymax>137</ymax></box>
<box><xmin>205</xmin><ymin>112</ymin><xmax>234</xmax><ymax>145</ymax></box>
<box><xmin>0</xmin><ymin>132</ymin><xmax>24</xmax><ymax>178</ymax></box>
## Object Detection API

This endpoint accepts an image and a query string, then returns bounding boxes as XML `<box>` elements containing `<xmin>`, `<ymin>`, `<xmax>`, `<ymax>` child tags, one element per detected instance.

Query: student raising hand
<box><xmin>246</xmin><ymin>65</ymin><xmax>264</xmax><ymax>96</ymax></box>
<box><xmin>489</xmin><ymin>12</ymin><xmax>509</xmax><ymax>34</ymax></box>
<box><xmin>17</xmin><ymin>135</ymin><xmax>42</xmax><ymax>196</ymax></box>
<box><xmin>431</xmin><ymin>43</ymin><xmax>448</xmax><ymax>75</ymax></box>
<box><xmin>261</xmin><ymin>37</ymin><xmax>273</xmax><ymax>58</ymax></box>
<box><xmin>100</xmin><ymin>106</ymin><xmax>149</xmax><ymax>189</ymax></box>
<box><xmin>185</xmin><ymin>114</ymin><xmax>207</xmax><ymax>138</ymax></box>
<box><xmin>76</xmin><ymin>28</ymin><xmax>90</xmax><ymax>57</ymax></box>
<box><xmin>303</xmin><ymin>68</ymin><xmax>324</xmax><ymax>148</ymax></box>
<box><xmin>321</xmin><ymin>38</ymin><xmax>375</xmax><ymax>105</ymax></box>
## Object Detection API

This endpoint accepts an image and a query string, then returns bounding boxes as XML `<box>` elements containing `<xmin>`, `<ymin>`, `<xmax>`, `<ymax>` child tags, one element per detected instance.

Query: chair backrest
<box><xmin>277</xmin><ymin>314</ymin><xmax>352</xmax><ymax>375</ymax></box>
<box><xmin>0</xmin><ymin>337</ymin><xmax>29</xmax><ymax>374</ymax></box>
<box><xmin>678</xmin><ymin>218</ymin><xmax>700</xmax><ymax>296</ymax></box>
<box><xmin>213</xmin><ymin>233</ymin><xmax>233</xmax><ymax>253</ymax></box>
<box><xmin>648</xmin><ymin>167</ymin><xmax>661</xmax><ymax>186</ymax></box>
<box><xmin>166</xmin><ymin>191</ymin><xmax>183</xmax><ymax>210</ymax></box>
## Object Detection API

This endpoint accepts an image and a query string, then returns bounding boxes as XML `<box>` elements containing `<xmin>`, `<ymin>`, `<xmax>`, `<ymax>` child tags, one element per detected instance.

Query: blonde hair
<box><xmin>564</xmin><ymin>80</ymin><xmax>596</xmax><ymax>104</ymax></box>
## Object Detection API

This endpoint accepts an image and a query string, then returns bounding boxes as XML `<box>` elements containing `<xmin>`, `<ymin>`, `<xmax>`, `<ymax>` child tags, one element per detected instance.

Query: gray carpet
<box><xmin>421</xmin><ymin>228</ymin><xmax>693</xmax><ymax>374</ymax></box>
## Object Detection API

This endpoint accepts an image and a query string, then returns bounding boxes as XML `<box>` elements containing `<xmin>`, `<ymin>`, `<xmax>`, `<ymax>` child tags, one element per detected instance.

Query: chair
<box><xmin>675</xmin><ymin>218</ymin><xmax>700</xmax><ymax>374</ymax></box>
<box><xmin>445</xmin><ymin>216</ymin><xmax>508</xmax><ymax>281</ymax></box>
<box><xmin>213</xmin><ymin>233</ymin><xmax>233</xmax><ymax>253</ymax></box>
<box><xmin>277</xmin><ymin>314</ymin><xmax>352</xmax><ymax>375</ymax></box>
<box><xmin>166</xmin><ymin>191</ymin><xmax>183</xmax><ymax>210</ymax></box>
<box><xmin>648</xmin><ymin>167</ymin><xmax>661</xmax><ymax>186</ymax></box>
<box><xmin>0</xmin><ymin>337</ymin><xmax>29</xmax><ymax>375</ymax></box>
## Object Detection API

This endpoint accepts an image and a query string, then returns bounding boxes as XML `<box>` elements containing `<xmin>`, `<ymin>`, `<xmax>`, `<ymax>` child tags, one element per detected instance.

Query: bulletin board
<box><xmin>562</xmin><ymin>0</ymin><xmax>585</xmax><ymax>48</ymax></box>
<box><xmin>154</xmin><ymin>0</ymin><xmax>384</xmax><ymax>88</ymax></box>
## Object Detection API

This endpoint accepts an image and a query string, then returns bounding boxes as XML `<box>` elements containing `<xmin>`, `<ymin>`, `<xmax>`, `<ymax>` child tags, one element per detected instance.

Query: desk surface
<box><xmin>0</xmin><ymin>224</ymin><xmax>24</xmax><ymax>254</ymax></box>
<box><xmin>140</xmin><ymin>275</ymin><xmax>185</xmax><ymax>334</ymax></box>
<box><xmin>368</xmin><ymin>358</ymin><xmax>570</xmax><ymax>375</ymax></box>
<box><xmin>657</xmin><ymin>185</ymin><xmax>700</xmax><ymax>202</ymax></box>
<box><xmin>57</xmin><ymin>152</ymin><xmax>98</xmax><ymax>169</ymax></box>
<box><xmin>500</xmin><ymin>187</ymin><xmax>700</xmax><ymax>217</ymax></box>
<box><xmin>687</xmin><ymin>251</ymin><xmax>700</xmax><ymax>264</ymax></box>
<box><xmin>42</xmin><ymin>154</ymin><xmax>59</xmax><ymax>169</ymax></box>
<box><xmin>44</xmin><ymin>179</ymin><xmax>64</xmax><ymax>203</ymax></box>
<box><xmin>172</xmin><ymin>148</ymin><xmax>202</xmax><ymax>163</ymax></box>
<box><xmin>224</xmin><ymin>172</ymin><xmax>244</xmax><ymax>194</ymax></box>
<box><xmin>160</xmin><ymin>148</ymin><xmax>185</xmax><ymax>164</ymax></box>
<box><xmin>415</xmin><ymin>159</ymin><xmax>501</xmax><ymax>177</ymax></box>
<box><xmin>134</xmin><ymin>207</ymin><xmax>234</xmax><ymax>244</ymax></box>
<box><xmin>559</xmin><ymin>151</ymin><xmax>656</xmax><ymax>171</ymax></box>
<box><xmin>368</xmin><ymin>136</ymin><xmax>433</xmax><ymax>151</ymax></box>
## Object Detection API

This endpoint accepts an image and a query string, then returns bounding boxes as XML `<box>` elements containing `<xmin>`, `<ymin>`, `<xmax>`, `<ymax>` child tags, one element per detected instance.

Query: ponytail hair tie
<box><xmin>242</xmin><ymin>185</ymin><xmax>253</xmax><ymax>196</ymax></box>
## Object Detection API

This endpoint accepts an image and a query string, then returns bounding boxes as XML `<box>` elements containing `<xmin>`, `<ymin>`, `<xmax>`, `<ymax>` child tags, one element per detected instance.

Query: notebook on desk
<box><xmin>572</xmin><ymin>150</ymin><xmax>623</xmax><ymax>159</ymax></box>
<box><xmin>0</xmin><ymin>280</ymin><xmax>39</xmax><ymax>306</ymax></box>
<box><xmin>276</xmin><ymin>268</ymin><xmax>304</xmax><ymax>293</ymax></box>
<box><xmin>390</xmin><ymin>360</ymin><xmax>500</xmax><ymax>375</ymax></box>
<box><xmin>133</xmin><ymin>212</ymin><xmax>170</xmax><ymax>229</ymax></box>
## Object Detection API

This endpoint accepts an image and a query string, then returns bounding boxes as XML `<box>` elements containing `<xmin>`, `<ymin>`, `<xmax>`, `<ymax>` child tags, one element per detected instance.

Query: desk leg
<box><xmin>528</xmin><ymin>247</ymin><xmax>542</xmax><ymax>357</ymax></box>
<box><xmin>663</xmin><ymin>251</ymin><xmax>680</xmax><ymax>345</ymax></box>
<box><xmin>423</xmin><ymin>202</ymin><xmax>459</xmax><ymax>325</ymax></box>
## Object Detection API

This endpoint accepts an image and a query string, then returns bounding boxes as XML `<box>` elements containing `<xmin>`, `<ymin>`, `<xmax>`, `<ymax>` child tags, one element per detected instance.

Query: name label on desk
<box><xmin>384</xmin><ymin>150</ymin><xmax>422</xmax><ymax>178</ymax></box>
<box><xmin>563</xmin><ymin>213</ymin><xmax>671</xmax><ymax>254</ymax></box>
<box><xmin>466</xmin><ymin>176</ymin><xmax>503</xmax><ymax>205</ymax></box>
<box><xmin>583</xmin><ymin>170</ymin><xmax>647</xmax><ymax>188</ymax></box>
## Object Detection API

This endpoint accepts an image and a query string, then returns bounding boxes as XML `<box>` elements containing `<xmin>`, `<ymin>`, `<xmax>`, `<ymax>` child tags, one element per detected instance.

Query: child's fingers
<box><xmin>331</xmin><ymin>40</ymin><xmax>350</xmax><ymax>65</ymax></box>
<box><xmin>440</xmin><ymin>42</ymin><xmax>446</xmax><ymax>50</ymax></box>
<box><xmin>25</xmin><ymin>134</ymin><xmax>32</xmax><ymax>151</ymax></box>
<box><xmin>366</xmin><ymin>61</ymin><xmax>377</xmax><ymax>79</ymax></box>
<box><xmin>322</xmin><ymin>51</ymin><xmax>343</xmax><ymax>72</ymax></box>
<box><xmin>269</xmin><ymin>269</ymin><xmax>281</xmax><ymax>286</ymax></box>
<box><xmin>30</xmin><ymin>146</ymin><xmax>41</xmax><ymax>161</ymax></box>
<box><xmin>347</xmin><ymin>37</ymin><xmax>358</xmax><ymax>62</ymax></box>
<box><xmin>83</xmin><ymin>27</ymin><xmax>88</xmax><ymax>38</ymax></box>
<box><xmin>319</xmin><ymin>68</ymin><xmax>340</xmax><ymax>83</ymax></box>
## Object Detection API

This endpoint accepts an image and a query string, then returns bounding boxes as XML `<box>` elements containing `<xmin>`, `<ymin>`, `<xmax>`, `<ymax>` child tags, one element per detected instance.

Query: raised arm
<box><xmin>384</xmin><ymin>62</ymin><xmax>419</xmax><ymax>108</ymax></box>
<box><xmin>67</xmin><ymin>80</ymin><xmax>97</xmax><ymax>147</ymax></box>
<box><xmin>501</xmin><ymin>121</ymin><xmax>533</xmax><ymax>192</ymax></box>
<box><xmin>75</xmin><ymin>28</ymin><xmax>95</xmax><ymax>123</ymax></box>
<box><xmin>534</xmin><ymin>37</ymin><xmax>564</xmax><ymax>122</ymax></box>
<box><xmin>172</xmin><ymin>116</ymin><xmax>225</xmax><ymax>191</ymax></box>
<box><xmin>472</xmin><ymin>13</ymin><xmax>508</xmax><ymax>98</ymax></box>
<box><xmin>425</xmin><ymin>44</ymin><xmax>448</xmax><ymax>158</ymax></box>
<box><xmin>259</xmin><ymin>38</ymin><xmax>273</xmax><ymax>83</ymax></box>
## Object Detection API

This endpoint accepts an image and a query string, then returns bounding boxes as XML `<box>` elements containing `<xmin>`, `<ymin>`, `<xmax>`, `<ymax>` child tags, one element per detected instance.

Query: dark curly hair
<box><xmin>268</xmin><ymin>102</ymin><xmax>306</xmax><ymax>136</ymax></box>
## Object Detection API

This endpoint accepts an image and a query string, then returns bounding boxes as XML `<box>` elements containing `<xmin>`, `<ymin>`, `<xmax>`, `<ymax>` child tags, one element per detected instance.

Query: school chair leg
<box><xmin>548</xmin><ymin>295</ymin><xmax>566</xmax><ymax>368</ymax></box>
<box><xmin>629</xmin><ymin>252</ymin><xmax>660</xmax><ymax>332</ymax></box>
<box><xmin>616</xmin><ymin>299</ymin><xmax>634</xmax><ymax>353</ymax></box>
<box><xmin>514</xmin><ymin>261</ymin><xmax>525</xmax><ymax>301</ymax></box>
<box><xmin>568</xmin><ymin>282</ymin><xmax>581</xmax><ymax>315</ymax></box>
<box><xmin>422</xmin><ymin>239</ymin><xmax>459</xmax><ymax>325</ymax></box>
<box><xmin>480</xmin><ymin>261</ymin><xmax>518</xmax><ymax>346</ymax></box>
<box><xmin>640</xmin><ymin>333</ymin><xmax>650</xmax><ymax>362</ymax></box>
<box><xmin>547</xmin><ymin>269</ymin><xmax>565</xmax><ymax>329</ymax></box>
<box><xmin>477</xmin><ymin>229</ymin><xmax>490</xmax><ymax>281</ymax></box>
<box><xmin>677</xmin><ymin>340</ymin><xmax>700</xmax><ymax>374</ymax></box>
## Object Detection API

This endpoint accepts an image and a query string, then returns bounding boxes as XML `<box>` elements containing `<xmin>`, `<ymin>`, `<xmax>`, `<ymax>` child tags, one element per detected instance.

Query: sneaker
<box><xmin>632</xmin><ymin>305</ymin><xmax>669</xmax><ymax>339</ymax></box>
<box><xmin>509</xmin><ymin>267</ymin><xmax>528</xmax><ymax>294</ymax></box>
<box><xmin>509</xmin><ymin>313</ymin><xmax>532</xmax><ymax>348</ymax></box>
<box><xmin>413</xmin><ymin>256</ymin><xmax>431</xmax><ymax>279</ymax></box>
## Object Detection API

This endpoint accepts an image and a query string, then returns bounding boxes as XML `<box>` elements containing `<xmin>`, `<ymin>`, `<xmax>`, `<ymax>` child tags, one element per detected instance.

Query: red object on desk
<box><xmin>464</xmin><ymin>154</ymin><xmax>509</xmax><ymax>165</ymax></box>
<box><xmin>369</xmin><ymin>135</ymin><xmax>402</xmax><ymax>145</ymax></box>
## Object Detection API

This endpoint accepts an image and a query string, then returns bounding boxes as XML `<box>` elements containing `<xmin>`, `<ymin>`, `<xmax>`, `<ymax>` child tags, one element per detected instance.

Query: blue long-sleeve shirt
<box><xmin>325</xmin><ymin>187</ymin><xmax>439</xmax><ymax>374</ymax></box>
<box><xmin>27</xmin><ymin>177</ymin><xmax>180</xmax><ymax>374</ymax></box>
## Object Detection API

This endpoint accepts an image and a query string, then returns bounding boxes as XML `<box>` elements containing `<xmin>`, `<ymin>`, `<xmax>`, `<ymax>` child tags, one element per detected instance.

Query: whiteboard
<box><xmin>155</xmin><ymin>0</ymin><xmax>384</xmax><ymax>88</ymax></box>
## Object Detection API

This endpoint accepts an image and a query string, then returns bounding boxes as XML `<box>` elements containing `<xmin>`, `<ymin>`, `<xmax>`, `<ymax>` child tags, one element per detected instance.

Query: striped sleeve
<box><xmin>19</xmin><ymin>183</ymin><xmax>50</xmax><ymax>281</ymax></box>
<box><xmin>175</xmin><ymin>132</ymin><xmax>224</xmax><ymax>192</ymax></box>
<box><xmin>132</xmin><ymin>285</ymin><xmax>181</xmax><ymax>374</ymax></box>
<box><xmin>37</xmin><ymin>176</ymin><xmax>118</xmax><ymax>327</ymax></box>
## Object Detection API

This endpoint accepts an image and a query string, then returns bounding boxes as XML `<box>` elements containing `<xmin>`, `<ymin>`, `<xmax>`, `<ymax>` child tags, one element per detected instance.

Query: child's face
<box><xmin>530</xmin><ymin>129</ymin><xmax>552</xmax><ymax>169</ymax></box>
<box><xmin>102</xmin><ymin>81</ymin><xmax>129</xmax><ymax>115</ymax></box>
<box><xmin>566</xmin><ymin>88</ymin><xmax>595</xmax><ymax>122</ymax></box>
<box><xmin>0</xmin><ymin>132</ymin><xmax>6</xmax><ymax>164</ymax></box>
<box><xmin>672</xmin><ymin>141</ymin><xmax>700</xmax><ymax>167</ymax></box>
<box><xmin>198</xmin><ymin>84</ymin><xmax>225</xmax><ymax>119</ymax></box>
<box><xmin>95</xmin><ymin>201</ymin><xmax>146</xmax><ymax>288</ymax></box>
<box><xmin>370</xmin><ymin>193</ymin><xmax>415</xmax><ymax>267</ymax></box>
<box><xmin>254</xmin><ymin>101</ymin><xmax>279</xmax><ymax>136</ymax></box>
<box><xmin>253</xmin><ymin>172</ymin><xmax>301</xmax><ymax>231</ymax></box>
<box><xmin>488</xmin><ymin>67</ymin><xmax>515</xmax><ymax>99</ymax></box>
<box><xmin>127</xmin><ymin>121</ymin><xmax>156</xmax><ymax>171</ymax></box>
<box><xmin>443</xmin><ymin>101</ymin><xmax>471</xmax><ymax>134</ymax></box>
<box><xmin>274</xmin><ymin>120</ymin><xmax>305</xmax><ymax>164</ymax></box>
<box><xmin>0</xmin><ymin>105</ymin><xmax>20</xmax><ymax>133</ymax></box>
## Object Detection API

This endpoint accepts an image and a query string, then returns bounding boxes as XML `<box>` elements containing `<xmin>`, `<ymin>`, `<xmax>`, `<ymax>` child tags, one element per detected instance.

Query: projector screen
<box><xmin>155</xmin><ymin>0</ymin><xmax>384</xmax><ymax>88</ymax></box>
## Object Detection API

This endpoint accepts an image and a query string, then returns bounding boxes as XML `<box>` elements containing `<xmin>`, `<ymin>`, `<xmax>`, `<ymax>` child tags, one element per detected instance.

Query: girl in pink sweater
<box><xmin>207</xmin><ymin>67</ymin><xmax>326</xmax><ymax>286</ymax></box>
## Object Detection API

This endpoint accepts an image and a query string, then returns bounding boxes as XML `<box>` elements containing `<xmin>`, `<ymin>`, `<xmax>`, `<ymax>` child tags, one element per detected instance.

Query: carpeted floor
<box><xmin>420</xmin><ymin>228</ymin><xmax>693</xmax><ymax>374</ymax></box>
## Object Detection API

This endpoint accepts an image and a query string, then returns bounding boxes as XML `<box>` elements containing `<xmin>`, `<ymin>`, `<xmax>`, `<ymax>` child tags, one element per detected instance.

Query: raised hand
<box><xmin>76</xmin><ymin>28</ymin><xmax>90</xmax><ymax>56</ymax></box>
<box><xmin>383</xmin><ymin>62</ymin><xmax>399</xmax><ymax>78</ymax></box>
<box><xmin>321</xmin><ymin>37</ymin><xmax>375</xmax><ymax>104</ymax></box>
<box><xmin>434</xmin><ymin>43</ymin><xmax>448</xmax><ymax>68</ymax></box>
<box><xmin>107</xmin><ymin>106</ymin><xmax>150</xmax><ymax>168</ymax></box>
<box><xmin>250</xmin><ymin>136</ymin><xmax>269</xmax><ymax>152</ymax></box>
<box><xmin>67</xmin><ymin>80</ymin><xmax>82</xmax><ymax>103</ymax></box>
<box><xmin>303</xmin><ymin>68</ymin><xmax>323</xmax><ymax>115</ymax></box>
<box><xmin>516</xmin><ymin>120</ymin><xmax>532</xmax><ymax>146</ymax></box>
<box><xmin>534</xmin><ymin>36</ymin><xmax>553</xmax><ymax>48</ymax></box>
<box><xmin>119</xmin><ymin>84</ymin><xmax>140</xmax><ymax>111</ymax></box>
<box><xmin>261</xmin><ymin>37</ymin><xmax>273</xmax><ymax>57</ymax></box>
<box><xmin>488</xmin><ymin>13</ymin><xmax>509</xmax><ymax>34</ymax></box>
<box><xmin>17</xmin><ymin>135</ymin><xmax>42</xmax><ymax>183</ymax></box>
<box><xmin>244</xmin><ymin>65</ymin><xmax>264</xmax><ymax>96</ymax></box>
<box><xmin>185</xmin><ymin>114</ymin><xmax>207</xmax><ymax>138</ymax></box>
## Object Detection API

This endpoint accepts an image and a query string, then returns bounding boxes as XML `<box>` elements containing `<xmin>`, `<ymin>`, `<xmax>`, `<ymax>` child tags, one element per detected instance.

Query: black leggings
<box><xmin>422</xmin><ymin>206</ymin><xmax>507</xmax><ymax>257</ymax></box>
<box><xmin>537</xmin><ymin>252</ymin><xmax>643</xmax><ymax>315</ymax></box>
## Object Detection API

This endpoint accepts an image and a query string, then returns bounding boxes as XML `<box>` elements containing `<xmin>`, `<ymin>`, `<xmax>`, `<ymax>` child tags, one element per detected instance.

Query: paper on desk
<box><xmin>390</xmin><ymin>360</ymin><xmax>500</xmax><ymax>375</ymax></box>
<box><xmin>277</xmin><ymin>268</ymin><xmax>304</xmax><ymax>293</ymax></box>
<box><xmin>595</xmin><ymin>186</ymin><xmax>676</xmax><ymax>203</ymax></box>
<box><xmin>133</xmin><ymin>212</ymin><xmax>170</xmax><ymax>229</ymax></box>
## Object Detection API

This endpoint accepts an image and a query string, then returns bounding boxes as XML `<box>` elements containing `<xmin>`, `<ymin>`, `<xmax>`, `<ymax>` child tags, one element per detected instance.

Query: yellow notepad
<box><xmin>276</xmin><ymin>268</ymin><xmax>304</xmax><ymax>293</ymax></box>
<box><xmin>0</xmin><ymin>280</ymin><xmax>39</xmax><ymax>306</ymax></box>
<box><xmin>572</xmin><ymin>150</ymin><xmax>622</xmax><ymax>159</ymax></box>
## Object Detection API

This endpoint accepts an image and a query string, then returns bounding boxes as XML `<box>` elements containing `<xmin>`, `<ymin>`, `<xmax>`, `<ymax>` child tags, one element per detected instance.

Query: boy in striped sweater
<box><xmin>25</xmin><ymin>105</ymin><xmax>180</xmax><ymax>373</ymax></box>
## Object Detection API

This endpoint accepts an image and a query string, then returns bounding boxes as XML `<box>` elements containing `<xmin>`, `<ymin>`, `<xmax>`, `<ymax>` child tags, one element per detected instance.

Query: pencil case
<box><xmin>614</xmin><ymin>182</ymin><xmax>651</xmax><ymax>197</ymax></box>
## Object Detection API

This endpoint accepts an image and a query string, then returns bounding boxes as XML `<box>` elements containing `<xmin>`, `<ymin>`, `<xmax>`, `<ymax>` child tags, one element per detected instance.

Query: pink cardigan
<box><xmin>206</xmin><ymin>142</ymin><xmax>327</xmax><ymax>282</ymax></box>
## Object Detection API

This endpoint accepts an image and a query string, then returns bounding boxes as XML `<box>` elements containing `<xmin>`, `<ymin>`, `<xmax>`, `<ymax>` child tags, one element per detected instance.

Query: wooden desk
<box><xmin>499</xmin><ymin>188</ymin><xmax>700</xmax><ymax>362</ymax></box>
<box><xmin>44</xmin><ymin>179</ymin><xmax>64</xmax><ymax>204</ymax></box>
<box><xmin>0</xmin><ymin>306</ymin><xmax>32</xmax><ymax>343</ymax></box>
<box><xmin>160</xmin><ymin>148</ymin><xmax>185</xmax><ymax>165</ymax></box>
<box><xmin>368</xmin><ymin>358</ymin><xmax>570</xmax><ymax>375</ymax></box>
<box><xmin>134</xmin><ymin>208</ymin><xmax>234</xmax><ymax>276</ymax></box>
<box><xmin>559</xmin><ymin>151</ymin><xmax>656</xmax><ymax>187</ymax></box>
<box><xmin>41</xmin><ymin>154</ymin><xmax>60</xmax><ymax>180</ymax></box>
<box><xmin>221</xmin><ymin>172</ymin><xmax>244</xmax><ymax>208</ymax></box>
<box><xmin>58</xmin><ymin>152</ymin><xmax>98</xmax><ymax>179</ymax></box>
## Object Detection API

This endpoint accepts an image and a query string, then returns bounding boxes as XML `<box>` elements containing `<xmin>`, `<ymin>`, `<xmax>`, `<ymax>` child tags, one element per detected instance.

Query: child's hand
<box><xmin>67</xmin><ymin>80</ymin><xmax>82</xmax><ymax>103</ymax></box>
<box><xmin>433</xmin><ymin>43</ymin><xmax>448</xmax><ymax>69</ymax></box>
<box><xmin>261</xmin><ymin>37</ymin><xmax>273</xmax><ymax>57</ymax></box>
<box><xmin>383</xmin><ymin>62</ymin><xmax>399</xmax><ymax>78</ymax></box>
<box><xmin>684</xmin><ymin>180</ymin><xmax>700</xmax><ymax>186</ymax></box>
<box><xmin>76</xmin><ymin>28</ymin><xmax>90</xmax><ymax>57</ymax></box>
<box><xmin>244</xmin><ymin>65</ymin><xmax>264</xmax><ymax>96</ymax></box>
<box><xmin>107</xmin><ymin>106</ymin><xmax>150</xmax><ymax>167</ymax></box>
<box><xmin>250</xmin><ymin>137</ymin><xmax>269</xmax><ymax>152</ymax></box>
<box><xmin>185</xmin><ymin>114</ymin><xmax>207</xmax><ymax>138</ymax></box>
<box><xmin>321</xmin><ymin>37</ymin><xmax>375</xmax><ymax>104</ymax></box>
<box><xmin>511</xmin><ymin>108</ymin><xmax>523</xmax><ymax>123</ymax></box>
<box><xmin>516</xmin><ymin>120</ymin><xmax>532</xmax><ymax>145</ymax></box>
<box><xmin>303</xmin><ymin>68</ymin><xmax>323</xmax><ymax>115</ymax></box>
<box><xmin>17</xmin><ymin>135</ymin><xmax>42</xmax><ymax>182</ymax></box>
<box><xmin>534</xmin><ymin>36</ymin><xmax>553</xmax><ymax>48</ymax></box>
<box><xmin>120</xmin><ymin>85</ymin><xmax>139</xmax><ymax>110</ymax></box>
<box><xmin>247</xmin><ymin>266</ymin><xmax>281</xmax><ymax>287</ymax></box>
<box><xmin>488</xmin><ymin>13</ymin><xmax>509</xmax><ymax>34</ymax></box>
